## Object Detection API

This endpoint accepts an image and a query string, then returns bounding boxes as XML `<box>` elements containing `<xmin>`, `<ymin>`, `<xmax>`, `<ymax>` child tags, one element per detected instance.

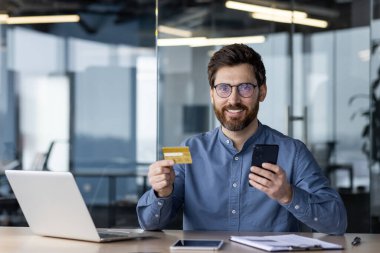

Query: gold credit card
<box><xmin>162</xmin><ymin>146</ymin><xmax>192</xmax><ymax>164</ymax></box>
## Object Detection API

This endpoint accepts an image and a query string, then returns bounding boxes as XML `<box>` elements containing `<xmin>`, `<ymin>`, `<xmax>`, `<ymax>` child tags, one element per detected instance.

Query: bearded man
<box><xmin>136</xmin><ymin>44</ymin><xmax>347</xmax><ymax>235</ymax></box>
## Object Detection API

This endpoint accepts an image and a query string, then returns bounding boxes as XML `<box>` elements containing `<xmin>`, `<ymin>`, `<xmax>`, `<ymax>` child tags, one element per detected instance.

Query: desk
<box><xmin>1</xmin><ymin>227</ymin><xmax>380</xmax><ymax>253</ymax></box>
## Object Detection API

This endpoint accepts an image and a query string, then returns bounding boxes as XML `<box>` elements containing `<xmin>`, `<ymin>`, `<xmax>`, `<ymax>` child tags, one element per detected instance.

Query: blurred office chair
<box><xmin>326</xmin><ymin>163</ymin><xmax>370</xmax><ymax>233</ymax></box>
<box><xmin>325</xmin><ymin>164</ymin><xmax>353</xmax><ymax>193</ymax></box>
<box><xmin>0</xmin><ymin>160</ymin><xmax>21</xmax><ymax>226</ymax></box>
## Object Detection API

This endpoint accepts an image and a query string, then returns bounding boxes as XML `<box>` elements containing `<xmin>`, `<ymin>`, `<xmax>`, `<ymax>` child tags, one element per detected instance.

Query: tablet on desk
<box><xmin>170</xmin><ymin>239</ymin><xmax>224</xmax><ymax>250</ymax></box>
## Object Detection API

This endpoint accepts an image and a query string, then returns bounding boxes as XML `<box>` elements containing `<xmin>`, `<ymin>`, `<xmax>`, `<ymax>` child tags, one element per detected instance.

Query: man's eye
<box><xmin>240</xmin><ymin>84</ymin><xmax>252</xmax><ymax>90</ymax></box>
<box><xmin>220</xmin><ymin>85</ymin><xmax>230</xmax><ymax>91</ymax></box>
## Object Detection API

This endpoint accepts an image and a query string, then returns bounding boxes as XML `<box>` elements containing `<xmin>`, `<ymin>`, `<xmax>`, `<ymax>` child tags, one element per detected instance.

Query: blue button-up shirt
<box><xmin>137</xmin><ymin>122</ymin><xmax>347</xmax><ymax>234</ymax></box>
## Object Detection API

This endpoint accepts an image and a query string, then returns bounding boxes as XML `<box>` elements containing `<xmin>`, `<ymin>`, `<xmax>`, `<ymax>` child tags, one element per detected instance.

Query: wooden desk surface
<box><xmin>1</xmin><ymin>227</ymin><xmax>379</xmax><ymax>253</ymax></box>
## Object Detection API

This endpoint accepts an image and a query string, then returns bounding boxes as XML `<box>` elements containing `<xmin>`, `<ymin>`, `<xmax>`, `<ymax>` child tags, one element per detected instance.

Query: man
<box><xmin>136</xmin><ymin>44</ymin><xmax>347</xmax><ymax>234</ymax></box>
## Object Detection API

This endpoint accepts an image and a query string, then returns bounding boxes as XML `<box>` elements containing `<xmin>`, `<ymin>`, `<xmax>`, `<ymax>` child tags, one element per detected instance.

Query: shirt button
<box><xmin>294</xmin><ymin>205</ymin><xmax>300</xmax><ymax>210</ymax></box>
<box><xmin>234</xmin><ymin>157</ymin><xmax>239</xmax><ymax>161</ymax></box>
<box><xmin>158</xmin><ymin>201</ymin><xmax>162</xmax><ymax>206</ymax></box>
<box><xmin>155</xmin><ymin>214</ymin><xmax>159</xmax><ymax>218</ymax></box>
<box><xmin>231</xmin><ymin>210</ymin><xmax>236</xmax><ymax>214</ymax></box>
<box><xmin>314</xmin><ymin>217</ymin><xmax>318</xmax><ymax>222</ymax></box>
<box><xmin>226</xmin><ymin>140</ymin><xmax>230</xmax><ymax>144</ymax></box>
<box><xmin>232</xmin><ymin>183</ymin><xmax>237</xmax><ymax>188</ymax></box>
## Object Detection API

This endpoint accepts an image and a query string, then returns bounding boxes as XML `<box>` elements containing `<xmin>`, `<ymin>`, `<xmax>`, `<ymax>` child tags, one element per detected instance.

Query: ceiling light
<box><xmin>190</xmin><ymin>36</ymin><xmax>265</xmax><ymax>47</ymax></box>
<box><xmin>5</xmin><ymin>15</ymin><xmax>80</xmax><ymax>25</ymax></box>
<box><xmin>158</xmin><ymin>25</ymin><xmax>193</xmax><ymax>37</ymax></box>
<box><xmin>157</xmin><ymin>35</ymin><xmax>265</xmax><ymax>47</ymax></box>
<box><xmin>157</xmin><ymin>37</ymin><xmax>207</xmax><ymax>47</ymax></box>
<box><xmin>226</xmin><ymin>1</ymin><xmax>307</xmax><ymax>19</ymax></box>
<box><xmin>0</xmin><ymin>14</ymin><xmax>9</xmax><ymax>23</ymax></box>
<box><xmin>251</xmin><ymin>13</ymin><xmax>328</xmax><ymax>28</ymax></box>
<box><xmin>294</xmin><ymin>17</ymin><xmax>328</xmax><ymax>28</ymax></box>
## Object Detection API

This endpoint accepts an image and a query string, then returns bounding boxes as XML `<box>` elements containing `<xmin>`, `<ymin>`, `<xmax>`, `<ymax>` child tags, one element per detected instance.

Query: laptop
<box><xmin>5</xmin><ymin>170</ymin><xmax>149</xmax><ymax>242</ymax></box>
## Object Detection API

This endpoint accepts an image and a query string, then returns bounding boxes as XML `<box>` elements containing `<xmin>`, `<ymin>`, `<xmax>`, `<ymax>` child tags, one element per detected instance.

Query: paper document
<box><xmin>230</xmin><ymin>234</ymin><xmax>343</xmax><ymax>251</ymax></box>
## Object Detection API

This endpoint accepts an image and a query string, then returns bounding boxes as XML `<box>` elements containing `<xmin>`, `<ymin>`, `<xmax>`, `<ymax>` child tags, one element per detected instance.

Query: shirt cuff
<box><xmin>141</xmin><ymin>189</ymin><xmax>173</xmax><ymax>226</ymax></box>
<box><xmin>281</xmin><ymin>186</ymin><xmax>309</xmax><ymax>217</ymax></box>
<box><xmin>146</xmin><ymin>188</ymin><xmax>173</xmax><ymax>203</ymax></box>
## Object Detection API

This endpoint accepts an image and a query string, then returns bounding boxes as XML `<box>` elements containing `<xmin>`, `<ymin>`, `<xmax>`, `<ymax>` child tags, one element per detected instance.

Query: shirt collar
<box><xmin>217</xmin><ymin>120</ymin><xmax>265</xmax><ymax>152</ymax></box>
<box><xmin>244</xmin><ymin>120</ymin><xmax>264</xmax><ymax>150</ymax></box>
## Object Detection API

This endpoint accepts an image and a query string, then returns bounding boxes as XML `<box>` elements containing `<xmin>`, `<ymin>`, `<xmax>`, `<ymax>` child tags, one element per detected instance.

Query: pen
<box><xmin>351</xmin><ymin>236</ymin><xmax>361</xmax><ymax>246</ymax></box>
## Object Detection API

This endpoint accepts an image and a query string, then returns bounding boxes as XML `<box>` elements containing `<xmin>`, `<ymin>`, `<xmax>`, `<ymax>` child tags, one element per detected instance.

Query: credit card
<box><xmin>162</xmin><ymin>146</ymin><xmax>192</xmax><ymax>164</ymax></box>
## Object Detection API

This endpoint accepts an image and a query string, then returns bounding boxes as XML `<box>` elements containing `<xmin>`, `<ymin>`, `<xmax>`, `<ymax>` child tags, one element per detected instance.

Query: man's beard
<box><xmin>213</xmin><ymin>101</ymin><xmax>259</xmax><ymax>131</ymax></box>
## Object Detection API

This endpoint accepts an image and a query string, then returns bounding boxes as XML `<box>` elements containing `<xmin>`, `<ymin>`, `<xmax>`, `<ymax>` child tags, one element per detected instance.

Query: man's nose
<box><xmin>228</xmin><ymin>87</ymin><xmax>241</xmax><ymax>104</ymax></box>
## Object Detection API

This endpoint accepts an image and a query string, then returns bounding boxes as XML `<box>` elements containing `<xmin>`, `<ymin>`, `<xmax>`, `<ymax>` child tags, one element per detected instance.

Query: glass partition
<box><xmin>0</xmin><ymin>2</ymin><xmax>156</xmax><ymax>227</ymax></box>
<box><xmin>291</xmin><ymin>0</ymin><xmax>371</xmax><ymax>233</ymax></box>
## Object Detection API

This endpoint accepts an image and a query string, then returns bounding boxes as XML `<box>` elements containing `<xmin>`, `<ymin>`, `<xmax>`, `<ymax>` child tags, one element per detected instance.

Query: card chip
<box><xmin>162</xmin><ymin>146</ymin><xmax>192</xmax><ymax>164</ymax></box>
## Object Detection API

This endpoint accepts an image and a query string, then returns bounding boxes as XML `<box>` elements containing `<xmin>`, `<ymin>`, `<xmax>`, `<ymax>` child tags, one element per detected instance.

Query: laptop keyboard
<box><xmin>99</xmin><ymin>232</ymin><xmax>128</xmax><ymax>238</ymax></box>
<box><xmin>98</xmin><ymin>231</ymin><xmax>131</xmax><ymax>238</ymax></box>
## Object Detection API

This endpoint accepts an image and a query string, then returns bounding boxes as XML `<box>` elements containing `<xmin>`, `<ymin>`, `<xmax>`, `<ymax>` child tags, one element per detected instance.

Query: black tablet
<box><xmin>170</xmin><ymin>239</ymin><xmax>224</xmax><ymax>250</ymax></box>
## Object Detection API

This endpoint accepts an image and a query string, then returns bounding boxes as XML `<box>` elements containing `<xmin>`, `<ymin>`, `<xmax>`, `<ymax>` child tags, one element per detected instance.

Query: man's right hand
<box><xmin>148</xmin><ymin>160</ymin><xmax>175</xmax><ymax>198</ymax></box>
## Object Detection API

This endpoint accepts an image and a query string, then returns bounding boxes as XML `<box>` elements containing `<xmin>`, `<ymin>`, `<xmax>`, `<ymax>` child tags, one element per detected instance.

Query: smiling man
<box><xmin>136</xmin><ymin>44</ymin><xmax>347</xmax><ymax>234</ymax></box>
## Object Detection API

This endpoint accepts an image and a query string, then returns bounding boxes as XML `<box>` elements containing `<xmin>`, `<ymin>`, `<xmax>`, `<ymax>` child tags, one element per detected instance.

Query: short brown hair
<box><xmin>207</xmin><ymin>44</ymin><xmax>266</xmax><ymax>87</ymax></box>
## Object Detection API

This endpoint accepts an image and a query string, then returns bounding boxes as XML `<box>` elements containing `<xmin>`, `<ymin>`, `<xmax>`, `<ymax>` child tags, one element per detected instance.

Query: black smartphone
<box><xmin>249</xmin><ymin>144</ymin><xmax>279</xmax><ymax>187</ymax></box>
<box><xmin>251</xmin><ymin>144</ymin><xmax>279</xmax><ymax>168</ymax></box>
<box><xmin>170</xmin><ymin>239</ymin><xmax>224</xmax><ymax>250</ymax></box>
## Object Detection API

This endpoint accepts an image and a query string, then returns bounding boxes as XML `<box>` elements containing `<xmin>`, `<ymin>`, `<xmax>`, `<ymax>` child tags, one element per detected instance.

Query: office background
<box><xmin>0</xmin><ymin>0</ymin><xmax>380</xmax><ymax>233</ymax></box>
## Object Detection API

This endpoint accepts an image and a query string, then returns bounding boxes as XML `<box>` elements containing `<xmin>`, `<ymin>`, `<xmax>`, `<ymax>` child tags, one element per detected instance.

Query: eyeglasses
<box><xmin>214</xmin><ymin>83</ymin><xmax>258</xmax><ymax>98</ymax></box>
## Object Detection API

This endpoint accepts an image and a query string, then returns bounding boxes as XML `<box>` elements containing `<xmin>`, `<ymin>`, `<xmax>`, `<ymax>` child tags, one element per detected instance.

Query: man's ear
<box><xmin>259</xmin><ymin>83</ymin><xmax>267</xmax><ymax>102</ymax></box>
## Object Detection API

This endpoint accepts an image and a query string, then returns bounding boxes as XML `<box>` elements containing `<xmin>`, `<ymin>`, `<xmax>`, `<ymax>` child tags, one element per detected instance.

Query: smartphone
<box><xmin>251</xmin><ymin>144</ymin><xmax>279</xmax><ymax>168</ymax></box>
<box><xmin>170</xmin><ymin>239</ymin><xmax>224</xmax><ymax>250</ymax></box>
<box><xmin>249</xmin><ymin>144</ymin><xmax>279</xmax><ymax>187</ymax></box>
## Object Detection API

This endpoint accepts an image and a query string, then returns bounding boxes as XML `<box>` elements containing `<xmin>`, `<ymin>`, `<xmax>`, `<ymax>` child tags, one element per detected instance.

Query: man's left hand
<box><xmin>249</xmin><ymin>163</ymin><xmax>293</xmax><ymax>204</ymax></box>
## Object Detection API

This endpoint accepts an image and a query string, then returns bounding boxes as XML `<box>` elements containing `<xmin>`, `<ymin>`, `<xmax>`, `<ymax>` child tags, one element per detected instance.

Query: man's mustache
<box><xmin>223</xmin><ymin>104</ymin><xmax>248</xmax><ymax>111</ymax></box>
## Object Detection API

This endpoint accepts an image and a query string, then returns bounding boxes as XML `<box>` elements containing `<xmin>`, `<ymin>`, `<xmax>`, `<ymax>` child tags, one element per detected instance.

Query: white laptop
<box><xmin>5</xmin><ymin>170</ymin><xmax>149</xmax><ymax>242</ymax></box>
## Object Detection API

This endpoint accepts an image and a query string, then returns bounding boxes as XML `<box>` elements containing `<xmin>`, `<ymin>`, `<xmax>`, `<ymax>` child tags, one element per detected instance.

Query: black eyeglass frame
<box><xmin>213</xmin><ymin>83</ymin><xmax>259</xmax><ymax>98</ymax></box>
